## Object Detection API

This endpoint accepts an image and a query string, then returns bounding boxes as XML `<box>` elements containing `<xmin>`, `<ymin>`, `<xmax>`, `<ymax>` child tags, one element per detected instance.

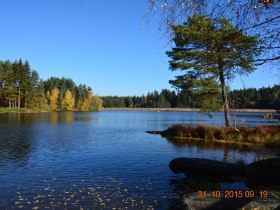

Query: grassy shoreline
<box><xmin>102</xmin><ymin>107</ymin><xmax>278</xmax><ymax>112</ymax></box>
<box><xmin>0</xmin><ymin>108</ymin><xmax>98</xmax><ymax>113</ymax></box>
<box><xmin>0</xmin><ymin>107</ymin><xmax>43</xmax><ymax>113</ymax></box>
<box><xmin>158</xmin><ymin>124</ymin><xmax>280</xmax><ymax>148</ymax></box>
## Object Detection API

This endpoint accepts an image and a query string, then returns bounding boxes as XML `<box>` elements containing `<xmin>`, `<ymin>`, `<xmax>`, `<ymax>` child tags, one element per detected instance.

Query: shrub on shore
<box><xmin>162</xmin><ymin>124</ymin><xmax>280</xmax><ymax>147</ymax></box>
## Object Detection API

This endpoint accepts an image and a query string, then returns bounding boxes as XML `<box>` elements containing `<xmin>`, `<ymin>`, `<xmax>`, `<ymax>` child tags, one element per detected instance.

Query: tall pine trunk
<box><xmin>218</xmin><ymin>61</ymin><xmax>231</xmax><ymax>127</ymax></box>
<box><xmin>18</xmin><ymin>88</ymin><xmax>21</xmax><ymax>109</ymax></box>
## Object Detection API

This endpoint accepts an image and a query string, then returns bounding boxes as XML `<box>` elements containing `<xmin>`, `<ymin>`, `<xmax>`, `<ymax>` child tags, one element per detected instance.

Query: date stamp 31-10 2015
<box><xmin>197</xmin><ymin>190</ymin><xmax>268</xmax><ymax>199</ymax></box>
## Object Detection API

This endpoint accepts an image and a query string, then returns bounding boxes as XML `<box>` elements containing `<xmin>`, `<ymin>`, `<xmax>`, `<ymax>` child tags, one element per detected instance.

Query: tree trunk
<box><xmin>18</xmin><ymin>88</ymin><xmax>21</xmax><ymax>109</ymax></box>
<box><xmin>218</xmin><ymin>62</ymin><xmax>231</xmax><ymax>127</ymax></box>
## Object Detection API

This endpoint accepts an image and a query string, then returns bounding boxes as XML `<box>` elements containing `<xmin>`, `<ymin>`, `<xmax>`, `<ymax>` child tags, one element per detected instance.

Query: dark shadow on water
<box><xmin>164</xmin><ymin>136</ymin><xmax>252</xmax><ymax>151</ymax></box>
<box><xmin>162</xmin><ymin>135</ymin><xmax>279</xmax><ymax>163</ymax></box>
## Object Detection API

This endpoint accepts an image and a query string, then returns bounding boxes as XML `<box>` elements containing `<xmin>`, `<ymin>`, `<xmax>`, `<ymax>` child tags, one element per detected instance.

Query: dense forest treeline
<box><xmin>102</xmin><ymin>85</ymin><xmax>280</xmax><ymax>110</ymax></box>
<box><xmin>0</xmin><ymin>59</ymin><xmax>102</xmax><ymax>111</ymax></box>
<box><xmin>1</xmin><ymin>59</ymin><xmax>279</xmax><ymax>111</ymax></box>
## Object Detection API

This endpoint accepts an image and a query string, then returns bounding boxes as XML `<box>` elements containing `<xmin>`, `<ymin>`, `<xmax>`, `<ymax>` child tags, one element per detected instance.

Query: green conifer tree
<box><xmin>167</xmin><ymin>15</ymin><xmax>261</xmax><ymax>126</ymax></box>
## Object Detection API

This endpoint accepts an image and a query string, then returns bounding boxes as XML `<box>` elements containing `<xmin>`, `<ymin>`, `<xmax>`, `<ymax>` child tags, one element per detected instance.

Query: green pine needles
<box><xmin>167</xmin><ymin>15</ymin><xmax>261</xmax><ymax>126</ymax></box>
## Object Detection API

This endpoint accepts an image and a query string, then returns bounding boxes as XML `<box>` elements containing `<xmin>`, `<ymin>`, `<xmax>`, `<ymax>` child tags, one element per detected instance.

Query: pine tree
<box><xmin>22</xmin><ymin>60</ymin><xmax>32</xmax><ymax>108</ymax></box>
<box><xmin>124</xmin><ymin>96</ymin><xmax>133</xmax><ymax>108</ymax></box>
<box><xmin>140</xmin><ymin>95</ymin><xmax>148</xmax><ymax>108</ymax></box>
<box><xmin>34</xmin><ymin>80</ymin><xmax>49</xmax><ymax>111</ymax></box>
<box><xmin>167</xmin><ymin>15</ymin><xmax>260</xmax><ymax>126</ymax></box>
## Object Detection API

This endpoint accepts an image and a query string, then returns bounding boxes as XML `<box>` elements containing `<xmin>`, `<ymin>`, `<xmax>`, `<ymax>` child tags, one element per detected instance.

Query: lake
<box><xmin>0</xmin><ymin>111</ymin><xmax>279</xmax><ymax>209</ymax></box>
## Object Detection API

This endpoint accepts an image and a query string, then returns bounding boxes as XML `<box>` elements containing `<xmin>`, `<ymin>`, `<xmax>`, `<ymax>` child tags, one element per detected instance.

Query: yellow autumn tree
<box><xmin>81</xmin><ymin>99</ymin><xmax>89</xmax><ymax>111</ymax></box>
<box><xmin>76</xmin><ymin>100</ymin><xmax>83</xmax><ymax>111</ymax></box>
<box><xmin>47</xmin><ymin>87</ymin><xmax>59</xmax><ymax>111</ymax></box>
<box><xmin>76</xmin><ymin>91</ymin><xmax>102</xmax><ymax>111</ymax></box>
<box><xmin>77</xmin><ymin>97</ymin><xmax>89</xmax><ymax>111</ymax></box>
<box><xmin>62</xmin><ymin>89</ymin><xmax>75</xmax><ymax>111</ymax></box>
<box><xmin>88</xmin><ymin>92</ymin><xmax>103</xmax><ymax>111</ymax></box>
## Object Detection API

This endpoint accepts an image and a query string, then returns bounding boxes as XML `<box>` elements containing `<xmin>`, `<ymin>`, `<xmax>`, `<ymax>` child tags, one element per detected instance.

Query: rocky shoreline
<box><xmin>181</xmin><ymin>191</ymin><xmax>280</xmax><ymax>210</ymax></box>
<box><xmin>168</xmin><ymin>158</ymin><xmax>280</xmax><ymax>210</ymax></box>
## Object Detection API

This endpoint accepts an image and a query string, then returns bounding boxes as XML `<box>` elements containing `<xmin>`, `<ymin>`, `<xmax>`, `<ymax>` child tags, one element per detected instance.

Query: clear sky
<box><xmin>0</xmin><ymin>0</ymin><xmax>279</xmax><ymax>96</ymax></box>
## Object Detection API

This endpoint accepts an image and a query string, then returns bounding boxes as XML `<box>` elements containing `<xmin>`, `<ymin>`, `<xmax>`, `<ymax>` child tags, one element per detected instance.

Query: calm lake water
<box><xmin>0</xmin><ymin>111</ymin><xmax>279</xmax><ymax>209</ymax></box>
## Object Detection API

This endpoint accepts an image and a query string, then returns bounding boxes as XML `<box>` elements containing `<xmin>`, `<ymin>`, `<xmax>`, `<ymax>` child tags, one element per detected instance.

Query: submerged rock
<box><xmin>146</xmin><ymin>131</ymin><xmax>162</xmax><ymax>135</ymax></box>
<box><xmin>246</xmin><ymin>158</ymin><xmax>280</xmax><ymax>184</ymax></box>
<box><xmin>169</xmin><ymin>158</ymin><xmax>245</xmax><ymax>178</ymax></box>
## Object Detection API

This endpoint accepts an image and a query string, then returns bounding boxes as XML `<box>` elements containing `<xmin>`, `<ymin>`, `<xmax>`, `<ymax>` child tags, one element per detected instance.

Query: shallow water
<box><xmin>0</xmin><ymin>111</ymin><xmax>279</xmax><ymax>209</ymax></box>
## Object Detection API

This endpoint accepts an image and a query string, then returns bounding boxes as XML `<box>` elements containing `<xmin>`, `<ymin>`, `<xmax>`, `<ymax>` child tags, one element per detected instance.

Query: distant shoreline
<box><xmin>102</xmin><ymin>107</ymin><xmax>278</xmax><ymax>112</ymax></box>
<box><xmin>1</xmin><ymin>107</ymin><xmax>278</xmax><ymax>113</ymax></box>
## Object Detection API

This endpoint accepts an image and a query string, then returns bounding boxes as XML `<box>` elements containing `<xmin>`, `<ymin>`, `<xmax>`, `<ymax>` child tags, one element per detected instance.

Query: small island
<box><xmin>148</xmin><ymin>123</ymin><xmax>280</xmax><ymax>148</ymax></box>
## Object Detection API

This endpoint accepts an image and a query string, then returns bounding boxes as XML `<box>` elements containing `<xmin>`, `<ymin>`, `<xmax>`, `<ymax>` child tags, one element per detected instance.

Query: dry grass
<box><xmin>162</xmin><ymin>124</ymin><xmax>280</xmax><ymax>147</ymax></box>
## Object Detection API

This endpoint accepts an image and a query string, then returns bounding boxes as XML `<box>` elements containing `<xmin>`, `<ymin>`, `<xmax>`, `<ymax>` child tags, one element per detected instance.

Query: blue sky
<box><xmin>0</xmin><ymin>0</ymin><xmax>279</xmax><ymax>96</ymax></box>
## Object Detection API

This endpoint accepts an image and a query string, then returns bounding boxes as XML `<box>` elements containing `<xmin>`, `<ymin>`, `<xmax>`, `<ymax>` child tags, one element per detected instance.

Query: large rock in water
<box><xmin>246</xmin><ymin>158</ymin><xmax>280</xmax><ymax>184</ymax></box>
<box><xmin>169</xmin><ymin>158</ymin><xmax>246</xmax><ymax>178</ymax></box>
<box><xmin>169</xmin><ymin>157</ymin><xmax>280</xmax><ymax>185</ymax></box>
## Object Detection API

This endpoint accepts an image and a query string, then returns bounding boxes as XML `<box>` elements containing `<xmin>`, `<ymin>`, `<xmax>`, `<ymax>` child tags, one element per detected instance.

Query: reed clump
<box><xmin>162</xmin><ymin>124</ymin><xmax>280</xmax><ymax>147</ymax></box>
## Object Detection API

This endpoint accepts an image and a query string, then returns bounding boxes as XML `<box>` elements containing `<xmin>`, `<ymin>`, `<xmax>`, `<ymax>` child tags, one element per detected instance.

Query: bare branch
<box><xmin>254</xmin><ymin>56</ymin><xmax>280</xmax><ymax>65</ymax></box>
<box><xmin>242</xmin><ymin>15</ymin><xmax>280</xmax><ymax>31</ymax></box>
